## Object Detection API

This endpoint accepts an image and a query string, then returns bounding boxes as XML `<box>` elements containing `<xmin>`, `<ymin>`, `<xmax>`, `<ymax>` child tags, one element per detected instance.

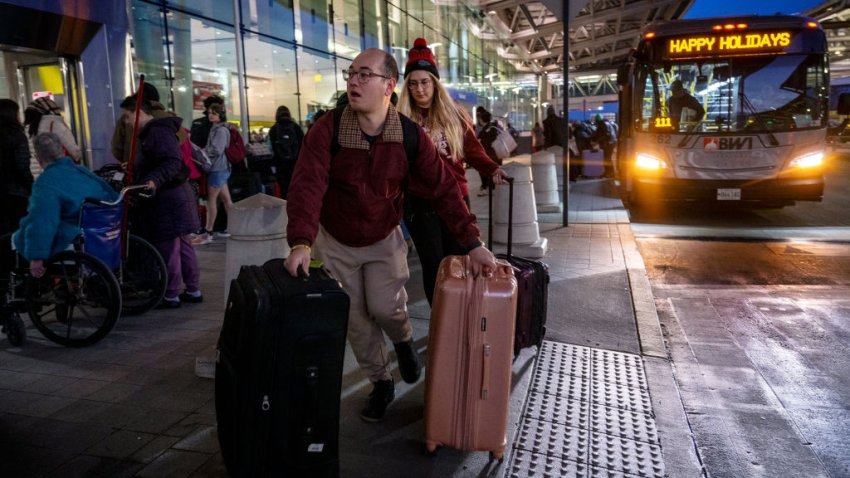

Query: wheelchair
<box><xmin>94</xmin><ymin>165</ymin><xmax>168</xmax><ymax>315</ymax></box>
<box><xmin>1</xmin><ymin>185</ymin><xmax>165</xmax><ymax>347</ymax></box>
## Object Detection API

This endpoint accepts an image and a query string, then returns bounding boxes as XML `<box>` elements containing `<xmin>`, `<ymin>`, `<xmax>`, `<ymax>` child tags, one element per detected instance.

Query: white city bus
<box><xmin>616</xmin><ymin>15</ymin><xmax>829</xmax><ymax>207</ymax></box>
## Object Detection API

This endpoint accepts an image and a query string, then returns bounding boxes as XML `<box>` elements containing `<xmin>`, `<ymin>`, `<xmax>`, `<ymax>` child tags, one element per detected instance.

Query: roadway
<box><xmin>630</xmin><ymin>151</ymin><xmax>850</xmax><ymax>477</ymax></box>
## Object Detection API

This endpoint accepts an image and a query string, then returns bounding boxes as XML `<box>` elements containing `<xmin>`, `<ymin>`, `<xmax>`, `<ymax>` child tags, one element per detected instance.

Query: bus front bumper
<box><xmin>631</xmin><ymin>175</ymin><xmax>824</xmax><ymax>202</ymax></box>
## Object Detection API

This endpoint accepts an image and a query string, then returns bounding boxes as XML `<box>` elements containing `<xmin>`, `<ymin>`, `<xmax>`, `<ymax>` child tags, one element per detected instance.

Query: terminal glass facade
<box><xmin>131</xmin><ymin>0</ymin><xmax>537</xmax><ymax>138</ymax></box>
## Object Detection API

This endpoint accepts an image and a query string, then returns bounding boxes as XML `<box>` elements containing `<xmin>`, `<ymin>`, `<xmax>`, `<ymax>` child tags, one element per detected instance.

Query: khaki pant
<box><xmin>314</xmin><ymin>226</ymin><xmax>412</xmax><ymax>382</ymax></box>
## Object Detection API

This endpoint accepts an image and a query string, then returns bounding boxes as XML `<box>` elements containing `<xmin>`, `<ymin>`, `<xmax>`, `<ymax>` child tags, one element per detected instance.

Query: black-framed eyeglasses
<box><xmin>342</xmin><ymin>68</ymin><xmax>391</xmax><ymax>83</ymax></box>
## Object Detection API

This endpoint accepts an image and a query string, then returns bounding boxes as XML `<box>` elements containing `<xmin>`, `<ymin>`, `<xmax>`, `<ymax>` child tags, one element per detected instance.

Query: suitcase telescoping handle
<box><xmin>487</xmin><ymin>177</ymin><xmax>515</xmax><ymax>259</ymax></box>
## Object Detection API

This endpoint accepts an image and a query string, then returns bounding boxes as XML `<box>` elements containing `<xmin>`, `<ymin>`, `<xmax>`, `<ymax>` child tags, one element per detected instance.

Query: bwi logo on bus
<box><xmin>703</xmin><ymin>137</ymin><xmax>752</xmax><ymax>150</ymax></box>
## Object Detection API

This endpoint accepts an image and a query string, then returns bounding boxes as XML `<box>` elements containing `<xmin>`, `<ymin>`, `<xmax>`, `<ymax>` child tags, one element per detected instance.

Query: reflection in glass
<box><xmin>332</xmin><ymin>0</ymin><xmax>361</xmax><ymax>58</ymax></box>
<box><xmin>131</xmin><ymin>1</ymin><xmax>170</xmax><ymax>97</ymax></box>
<box><xmin>298</xmin><ymin>49</ymin><xmax>339</xmax><ymax>119</ymax></box>
<box><xmin>241</xmin><ymin>0</ymin><xmax>295</xmax><ymax>42</ymax></box>
<box><xmin>167</xmin><ymin>12</ymin><xmax>238</xmax><ymax>127</ymax></box>
<box><xmin>298</xmin><ymin>0</ymin><xmax>331</xmax><ymax>52</ymax></box>
<box><xmin>362</xmin><ymin>0</ymin><xmax>383</xmax><ymax>50</ymax></box>
<box><xmin>126</xmin><ymin>0</ymin><xmax>536</xmax><ymax>133</ymax></box>
<box><xmin>242</xmin><ymin>33</ymin><xmax>300</xmax><ymax>135</ymax></box>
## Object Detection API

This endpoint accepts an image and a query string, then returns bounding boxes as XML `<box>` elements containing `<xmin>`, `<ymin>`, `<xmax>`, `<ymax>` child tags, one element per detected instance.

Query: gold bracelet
<box><xmin>290</xmin><ymin>244</ymin><xmax>312</xmax><ymax>253</ymax></box>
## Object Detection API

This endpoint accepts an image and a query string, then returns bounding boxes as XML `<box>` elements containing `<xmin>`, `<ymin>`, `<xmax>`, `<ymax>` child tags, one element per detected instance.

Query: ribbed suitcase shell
<box><xmin>488</xmin><ymin>178</ymin><xmax>550</xmax><ymax>356</ymax></box>
<box><xmin>424</xmin><ymin>255</ymin><xmax>517</xmax><ymax>460</ymax></box>
<box><xmin>498</xmin><ymin>254</ymin><xmax>549</xmax><ymax>355</ymax></box>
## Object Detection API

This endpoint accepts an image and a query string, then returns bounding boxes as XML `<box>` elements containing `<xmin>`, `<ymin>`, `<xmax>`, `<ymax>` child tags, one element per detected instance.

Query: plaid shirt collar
<box><xmin>338</xmin><ymin>104</ymin><xmax>404</xmax><ymax>151</ymax></box>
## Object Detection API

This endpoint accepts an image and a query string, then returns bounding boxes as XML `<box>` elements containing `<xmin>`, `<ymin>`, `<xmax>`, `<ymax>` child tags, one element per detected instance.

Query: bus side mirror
<box><xmin>838</xmin><ymin>93</ymin><xmax>850</xmax><ymax>116</ymax></box>
<box><xmin>616</xmin><ymin>64</ymin><xmax>631</xmax><ymax>86</ymax></box>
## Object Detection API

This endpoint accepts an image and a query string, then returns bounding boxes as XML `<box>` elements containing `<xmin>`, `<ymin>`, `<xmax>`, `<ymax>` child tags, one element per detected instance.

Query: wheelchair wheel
<box><xmin>2</xmin><ymin>310</ymin><xmax>27</xmax><ymax>347</ymax></box>
<box><xmin>119</xmin><ymin>234</ymin><xmax>167</xmax><ymax>315</ymax></box>
<box><xmin>27</xmin><ymin>251</ymin><xmax>122</xmax><ymax>347</ymax></box>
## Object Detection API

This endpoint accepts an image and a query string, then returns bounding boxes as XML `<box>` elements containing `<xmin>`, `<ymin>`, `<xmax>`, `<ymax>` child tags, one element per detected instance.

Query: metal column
<box><xmin>232</xmin><ymin>0</ymin><xmax>249</xmax><ymax>138</ymax></box>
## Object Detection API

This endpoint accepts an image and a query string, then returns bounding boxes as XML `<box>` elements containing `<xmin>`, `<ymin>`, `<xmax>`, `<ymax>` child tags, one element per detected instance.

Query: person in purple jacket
<box><xmin>119</xmin><ymin>96</ymin><xmax>202</xmax><ymax>309</ymax></box>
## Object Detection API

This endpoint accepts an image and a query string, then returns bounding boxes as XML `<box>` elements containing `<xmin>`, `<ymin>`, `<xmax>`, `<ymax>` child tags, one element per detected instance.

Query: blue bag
<box><xmin>80</xmin><ymin>202</ymin><xmax>123</xmax><ymax>270</ymax></box>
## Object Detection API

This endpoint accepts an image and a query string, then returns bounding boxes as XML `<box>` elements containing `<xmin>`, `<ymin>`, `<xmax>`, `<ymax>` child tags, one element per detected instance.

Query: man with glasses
<box><xmin>284</xmin><ymin>48</ymin><xmax>497</xmax><ymax>422</ymax></box>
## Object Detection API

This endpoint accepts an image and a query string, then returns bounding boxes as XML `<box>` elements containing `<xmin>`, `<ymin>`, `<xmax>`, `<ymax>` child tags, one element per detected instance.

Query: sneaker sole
<box><xmin>358</xmin><ymin>413</ymin><xmax>384</xmax><ymax>423</ymax></box>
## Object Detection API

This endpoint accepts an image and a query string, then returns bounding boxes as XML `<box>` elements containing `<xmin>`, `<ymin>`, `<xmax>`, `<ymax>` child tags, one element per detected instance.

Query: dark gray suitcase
<box><xmin>216</xmin><ymin>258</ymin><xmax>349</xmax><ymax>477</ymax></box>
<box><xmin>488</xmin><ymin>178</ymin><xmax>549</xmax><ymax>356</ymax></box>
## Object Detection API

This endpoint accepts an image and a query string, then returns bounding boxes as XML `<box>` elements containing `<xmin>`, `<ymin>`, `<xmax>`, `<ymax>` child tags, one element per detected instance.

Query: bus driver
<box><xmin>668</xmin><ymin>79</ymin><xmax>705</xmax><ymax>131</ymax></box>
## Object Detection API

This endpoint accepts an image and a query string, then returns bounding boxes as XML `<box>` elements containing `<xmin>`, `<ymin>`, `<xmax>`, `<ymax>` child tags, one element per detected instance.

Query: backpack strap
<box><xmin>330</xmin><ymin>106</ymin><xmax>419</xmax><ymax>169</ymax></box>
<box><xmin>398</xmin><ymin>113</ymin><xmax>419</xmax><ymax>168</ymax></box>
<box><xmin>330</xmin><ymin>106</ymin><xmax>345</xmax><ymax>159</ymax></box>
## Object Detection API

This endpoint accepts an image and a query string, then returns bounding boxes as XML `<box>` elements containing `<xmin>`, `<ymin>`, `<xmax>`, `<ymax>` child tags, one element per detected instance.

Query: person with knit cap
<box><xmin>398</xmin><ymin>37</ymin><xmax>508</xmax><ymax>305</ymax></box>
<box><xmin>24</xmin><ymin>97</ymin><xmax>81</xmax><ymax>164</ymax></box>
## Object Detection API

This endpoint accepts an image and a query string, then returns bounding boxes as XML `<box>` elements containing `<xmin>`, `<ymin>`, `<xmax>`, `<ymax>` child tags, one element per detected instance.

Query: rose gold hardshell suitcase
<box><xmin>424</xmin><ymin>255</ymin><xmax>518</xmax><ymax>460</ymax></box>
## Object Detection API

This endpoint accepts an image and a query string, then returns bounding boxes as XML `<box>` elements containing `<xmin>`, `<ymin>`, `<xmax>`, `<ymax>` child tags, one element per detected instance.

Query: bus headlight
<box><xmin>788</xmin><ymin>151</ymin><xmax>824</xmax><ymax>169</ymax></box>
<box><xmin>635</xmin><ymin>153</ymin><xmax>668</xmax><ymax>171</ymax></box>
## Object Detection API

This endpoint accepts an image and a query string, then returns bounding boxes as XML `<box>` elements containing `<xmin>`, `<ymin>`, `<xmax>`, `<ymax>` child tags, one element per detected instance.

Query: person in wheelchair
<box><xmin>11</xmin><ymin>133</ymin><xmax>118</xmax><ymax>278</ymax></box>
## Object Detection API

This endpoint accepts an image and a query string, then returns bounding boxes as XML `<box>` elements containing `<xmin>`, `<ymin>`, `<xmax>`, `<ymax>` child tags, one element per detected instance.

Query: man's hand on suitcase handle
<box><xmin>492</xmin><ymin>168</ymin><xmax>509</xmax><ymax>185</ymax></box>
<box><xmin>285</xmin><ymin>244</ymin><xmax>311</xmax><ymax>277</ymax></box>
<box><xmin>469</xmin><ymin>245</ymin><xmax>497</xmax><ymax>277</ymax></box>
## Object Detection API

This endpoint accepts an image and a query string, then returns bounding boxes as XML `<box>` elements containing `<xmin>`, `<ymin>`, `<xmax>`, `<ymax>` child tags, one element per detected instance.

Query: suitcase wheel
<box><xmin>489</xmin><ymin>450</ymin><xmax>504</xmax><ymax>463</ymax></box>
<box><xmin>426</xmin><ymin>441</ymin><xmax>439</xmax><ymax>456</ymax></box>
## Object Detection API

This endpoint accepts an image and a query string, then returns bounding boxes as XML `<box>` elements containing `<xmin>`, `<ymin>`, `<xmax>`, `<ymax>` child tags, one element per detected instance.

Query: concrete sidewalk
<box><xmin>0</xmin><ymin>175</ymin><xmax>701</xmax><ymax>477</ymax></box>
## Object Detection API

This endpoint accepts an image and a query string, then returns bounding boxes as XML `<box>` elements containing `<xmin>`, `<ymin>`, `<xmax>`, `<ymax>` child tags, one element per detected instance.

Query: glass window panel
<box><xmin>433</xmin><ymin>40</ymin><xmax>448</xmax><ymax>81</ymax></box>
<box><xmin>166</xmin><ymin>0</ymin><xmax>235</xmax><ymax>24</ymax></box>
<box><xmin>387</xmin><ymin>3</ymin><xmax>407</xmax><ymax>71</ymax></box>
<box><xmin>0</xmin><ymin>52</ymin><xmax>8</xmax><ymax>98</ymax></box>
<box><xmin>363</xmin><ymin>0</ymin><xmax>383</xmax><ymax>50</ymax></box>
<box><xmin>241</xmin><ymin>0</ymin><xmax>295</xmax><ymax>42</ymax></box>
<box><xmin>298</xmin><ymin>48</ymin><xmax>340</xmax><ymax>118</ymax></box>
<box><xmin>423</xmin><ymin>1</ymin><xmax>437</xmax><ymax>32</ymax></box>
<box><xmin>166</xmin><ymin>11</ymin><xmax>240</xmax><ymax>127</ymax></box>
<box><xmin>242</xmin><ymin>33</ymin><xmax>301</xmax><ymax>138</ymax></box>
<box><xmin>407</xmin><ymin>18</ymin><xmax>423</xmax><ymax>43</ymax></box>
<box><xmin>440</xmin><ymin>3</ymin><xmax>460</xmax><ymax>39</ymax></box>
<box><xmin>332</xmin><ymin>0</ymin><xmax>361</xmax><ymax>57</ymax></box>
<box><xmin>406</xmin><ymin>0</ymin><xmax>422</xmax><ymax>19</ymax></box>
<box><xmin>131</xmin><ymin>0</ymin><xmax>170</xmax><ymax>96</ymax></box>
<box><xmin>297</xmin><ymin>0</ymin><xmax>332</xmax><ymax>52</ymax></box>
<box><xmin>446</xmin><ymin>41</ymin><xmax>460</xmax><ymax>84</ymax></box>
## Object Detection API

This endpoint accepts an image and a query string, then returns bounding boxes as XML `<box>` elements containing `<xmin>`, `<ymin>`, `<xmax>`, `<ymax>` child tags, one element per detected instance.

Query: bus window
<box><xmin>637</xmin><ymin>54</ymin><xmax>827</xmax><ymax>134</ymax></box>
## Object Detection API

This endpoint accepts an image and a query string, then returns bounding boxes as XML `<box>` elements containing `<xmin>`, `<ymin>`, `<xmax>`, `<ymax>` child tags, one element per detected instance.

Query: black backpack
<box><xmin>273</xmin><ymin>122</ymin><xmax>301</xmax><ymax>163</ymax></box>
<box><xmin>330</xmin><ymin>106</ymin><xmax>419</xmax><ymax>173</ymax></box>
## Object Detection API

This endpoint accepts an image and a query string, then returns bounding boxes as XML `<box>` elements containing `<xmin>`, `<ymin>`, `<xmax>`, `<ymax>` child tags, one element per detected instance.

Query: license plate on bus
<box><xmin>717</xmin><ymin>188</ymin><xmax>741</xmax><ymax>200</ymax></box>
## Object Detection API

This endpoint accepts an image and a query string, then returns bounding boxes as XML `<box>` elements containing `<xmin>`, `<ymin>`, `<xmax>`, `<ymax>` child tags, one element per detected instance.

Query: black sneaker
<box><xmin>394</xmin><ymin>339</ymin><xmax>421</xmax><ymax>384</ymax></box>
<box><xmin>179</xmin><ymin>291</ymin><xmax>203</xmax><ymax>303</ymax></box>
<box><xmin>359</xmin><ymin>379</ymin><xmax>395</xmax><ymax>422</ymax></box>
<box><xmin>155</xmin><ymin>297</ymin><xmax>181</xmax><ymax>309</ymax></box>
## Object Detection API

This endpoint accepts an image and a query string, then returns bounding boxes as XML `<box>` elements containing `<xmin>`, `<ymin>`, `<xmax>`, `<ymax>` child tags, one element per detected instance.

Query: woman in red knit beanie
<box><xmin>398</xmin><ymin>37</ymin><xmax>508</xmax><ymax>305</ymax></box>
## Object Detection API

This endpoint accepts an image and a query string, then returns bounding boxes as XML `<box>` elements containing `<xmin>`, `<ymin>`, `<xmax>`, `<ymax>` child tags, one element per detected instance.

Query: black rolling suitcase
<box><xmin>488</xmin><ymin>178</ymin><xmax>550</xmax><ymax>356</ymax></box>
<box><xmin>216</xmin><ymin>258</ymin><xmax>350</xmax><ymax>477</ymax></box>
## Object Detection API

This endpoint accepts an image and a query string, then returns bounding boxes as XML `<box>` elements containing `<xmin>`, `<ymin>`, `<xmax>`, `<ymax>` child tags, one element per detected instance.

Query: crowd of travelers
<box><xmin>0</xmin><ymin>37</ymin><xmax>576</xmax><ymax>423</ymax></box>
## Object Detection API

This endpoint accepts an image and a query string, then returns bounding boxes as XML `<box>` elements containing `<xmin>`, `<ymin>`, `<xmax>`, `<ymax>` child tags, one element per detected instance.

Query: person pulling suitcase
<box><xmin>283</xmin><ymin>48</ymin><xmax>497</xmax><ymax>422</ymax></box>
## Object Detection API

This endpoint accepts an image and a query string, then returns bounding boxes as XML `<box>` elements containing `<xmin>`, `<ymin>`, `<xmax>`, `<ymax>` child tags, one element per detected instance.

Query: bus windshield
<box><xmin>638</xmin><ymin>53</ymin><xmax>828</xmax><ymax>133</ymax></box>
